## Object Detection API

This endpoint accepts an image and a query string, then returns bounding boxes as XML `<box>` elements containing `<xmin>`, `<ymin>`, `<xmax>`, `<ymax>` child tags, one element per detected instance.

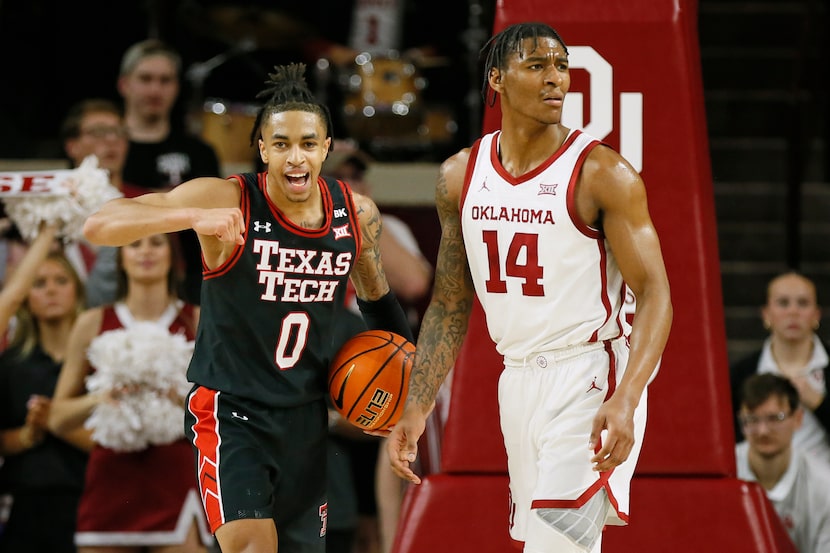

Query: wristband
<box><xmin>356</xmin><ymin>290</ymin><xmax>415</xmax><ymax>342</ymax></box>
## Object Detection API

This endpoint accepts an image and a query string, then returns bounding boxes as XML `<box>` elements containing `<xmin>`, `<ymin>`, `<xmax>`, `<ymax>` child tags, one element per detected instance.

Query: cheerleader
<box><xmin>48</xmin><ymin>233</ymin><xmax>213</xmax><ymax>552</ymax></box>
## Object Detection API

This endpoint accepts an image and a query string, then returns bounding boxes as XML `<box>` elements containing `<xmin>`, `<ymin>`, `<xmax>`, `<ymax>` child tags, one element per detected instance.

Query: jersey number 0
<box><xmin>275</xmin><ymin>312</ymin><xmax>310</xmax><ymax>369</ymax></box>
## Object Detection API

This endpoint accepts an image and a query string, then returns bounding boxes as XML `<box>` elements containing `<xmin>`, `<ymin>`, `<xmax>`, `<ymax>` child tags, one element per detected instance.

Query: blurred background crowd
<box><xmin>0</xmin><ymin>0</ymin><xmax>496</xmax><ymax>164</ymax></box>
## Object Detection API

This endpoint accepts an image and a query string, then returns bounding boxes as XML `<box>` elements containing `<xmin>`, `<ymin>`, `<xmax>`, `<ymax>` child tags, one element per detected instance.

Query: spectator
<box><xmin>61</xmin><ymin>98</ymin><xmax>146</xmax><ymax>200</ymax></box>
<box><xmin>730</xmin><ymin>271</ymin><xmax>830</xmax><ymax>465</ymax></box>
<box><xmin>59</xmin><ymin>98</ymin><xmax>147</xmax><ymax>308</ymax></box>
<box><xmin>0</xmin><ymin>231</ymin><xmax>90</xmax><ymax>553</ymax></box>
<box><xmin>0</xmin><ymin>225</ymin><xmax>62</xmax><ymax>341</ymax></box>
<box><xmin>735</xmin><ymin>372</ymin><xmax>830</xmax><ymax>552</ymax></box>
<box><xmin>118</xmin><ymin>38</ymin><xmax>222</xmax><ymax>305</ymax></box>
<box><xmin>48</xmin><ymin>233</ymin><xmax>212</xmax><ymax>552</ymax></box>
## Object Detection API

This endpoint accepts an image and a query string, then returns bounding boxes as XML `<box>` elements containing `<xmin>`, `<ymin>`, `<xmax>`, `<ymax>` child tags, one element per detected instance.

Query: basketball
<box><xmin>329</xmin><ymin>330</ymin><xmax>415</xmax><ymax>431</ymax></box>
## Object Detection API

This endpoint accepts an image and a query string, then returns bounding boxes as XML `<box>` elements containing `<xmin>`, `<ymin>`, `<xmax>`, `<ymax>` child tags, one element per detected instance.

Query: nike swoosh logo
<box><xmin>333</xmin><ymin>364</ymin><xmax>355</xmax><ymax>411</ymax></box>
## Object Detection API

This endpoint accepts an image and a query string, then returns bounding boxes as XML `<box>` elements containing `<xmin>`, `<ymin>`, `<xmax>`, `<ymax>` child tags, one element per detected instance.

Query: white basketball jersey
<box><xmin>348</xmin><ymin>0</ymin><xmax>403</xmax><ymax>54</ymax></box>
<box><xmin>460</xmin><ymin>129</ymin><xmax>630</xmax><ymax>358</ymax></box>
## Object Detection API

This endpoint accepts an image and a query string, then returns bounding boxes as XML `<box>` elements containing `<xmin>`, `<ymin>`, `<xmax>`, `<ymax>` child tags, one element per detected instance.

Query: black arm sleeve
<box><xmin>356</xmin><ymin>290</ymin><xmax>415</xmax><ymax>342</ymax></box>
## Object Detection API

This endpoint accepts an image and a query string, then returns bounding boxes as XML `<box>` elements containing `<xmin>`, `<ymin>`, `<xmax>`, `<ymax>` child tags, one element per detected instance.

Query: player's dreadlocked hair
<box><xmin>479</xmin><ymin>22</ymin><xmax>568</xmax><ymax>107</ymax></box>
<box><xmin>249</xmin><ymin>62</ymin><xmax>335</xmax><ymax>148</ymax></box>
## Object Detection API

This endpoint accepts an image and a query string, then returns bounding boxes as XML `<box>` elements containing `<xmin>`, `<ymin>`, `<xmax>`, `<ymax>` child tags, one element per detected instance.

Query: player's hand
<box><xmin>386</xmin><ymin>405</ymin><xmax>428</xmax><ymax>484</ymax></box>
<box><xmin>363</xmin><ymin>427</ymin><xmax>392</xmax><ymax>438</ymax></box>
<box><xmin>589</xmin><ymin>394</ymin><xmax>636</xmax><ymax>472</ymax></box>
<box><xmin>191</xmin><ymin>208</ymin><xmax>245</xmax><ymax>245</ymax></box>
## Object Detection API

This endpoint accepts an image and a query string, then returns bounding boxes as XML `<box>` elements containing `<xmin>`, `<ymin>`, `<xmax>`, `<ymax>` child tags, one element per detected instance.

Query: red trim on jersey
<box><xmin>263</xmin><ymin>175</ymin><xmax>333</xmax><ymax>238</ymax></box>
<box><xmin>203</xmin><ymin>175</ymin><xmax>249</xmax><ymax>279</ymax></box>
<box><xmin>490</xmin><ymin>129</ymin><xmax>584</xmax><ymax>186</ymax></box>
<box><xmin>187</xmin><ymin>387</ymin><xmax>225</xmax><ymax>533</ymax></box>
<box><xmin>336</xmin><ymin>178</ymin><xmax>363</xmax><ymax>258</ymax></box>
<box><xmin>603</xmin><ymin>339</ymin><xmax>617</xmax><ymax>401</ymax></box>
<box><xmin>529</xmin><ymin>474</ymin><xmax>628</xmax><ymax>524</ymax></box>
<box><xmin>613</xmin><ymin>281</ymin><xmax>627</xmax><ymax>339</ymax></box>
<box><xmin>459</xmin><ymin>137</ymin><xmax>484</xmax><ymax>220</ymax></box>
<box><xmin>566</xmin><ymin>140</ymin><xmax>603</xmax><ymax>239</ymax></box>
<box><xmin>335</xmin><ymin>177</ymin><xmax>361</xmax><ymax>311</ymax></box>
<box><xmin>589</xmin><ymin>240</ymin><xmax>613</xmax><ymax>342</ymax></box>
<box><xmin>530</xmin><ymin>475</ymin><xmax>607</xmax><ymax>511</ymax></box>
<box><xmin>567</xmin><ymin>141</ymin><xmax>627</xmax><ymax>343</ymax></box>
<box><xmin>178</xmin><ymin>303</ymin><xmax>199</xmax><ymax>338</ymax></box>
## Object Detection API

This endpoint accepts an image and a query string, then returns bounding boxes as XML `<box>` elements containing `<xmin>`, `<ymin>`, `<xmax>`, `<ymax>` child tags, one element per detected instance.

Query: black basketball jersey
<box><xmin>187</xmin><ymin>173</ymin><xmax>362</xmax><ymax>407</ymax></box>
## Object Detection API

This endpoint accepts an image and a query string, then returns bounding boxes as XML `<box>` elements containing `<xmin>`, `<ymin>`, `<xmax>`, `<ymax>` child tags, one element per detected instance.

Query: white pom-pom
<box><xmin>85</xmin><ymin>396</ymin><xmax>148</xmax><ymax>452</ymax></box>
<box><xmin>2</xmin><ymin>155</ymin><xmax>122</xmax><ymax>243</ymax></box>
<box><xmin>84</xmin><ymin>321</ymin><xmax>195</xmax><ymax>452</ymax></box>
<box><xmin>141</xmin><ymin>391</ymin><xmax>186</xmax><ymax>446</ymax></box>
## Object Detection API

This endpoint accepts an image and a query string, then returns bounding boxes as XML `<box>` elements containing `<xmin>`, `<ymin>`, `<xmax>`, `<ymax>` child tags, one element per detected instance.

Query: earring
<box><xmin>763</xmin><ymin>320</ymin><xmax>771</xmax><ymax>330</ymax></box>
<box><xmin>814</xmin><ymin>321</ymin><xmax>820</xmax><ymax>330</ymax></box>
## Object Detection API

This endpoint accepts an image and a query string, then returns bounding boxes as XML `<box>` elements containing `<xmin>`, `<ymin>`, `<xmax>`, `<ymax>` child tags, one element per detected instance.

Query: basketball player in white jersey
<box><xmin>385</xmin><ymin>22</ymin><xmax>673</xmax><ymax>553</ymax></box>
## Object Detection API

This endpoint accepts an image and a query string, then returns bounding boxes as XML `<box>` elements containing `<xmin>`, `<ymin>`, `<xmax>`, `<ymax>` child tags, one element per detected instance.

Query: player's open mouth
<box><xmin>286</xmin><ymin>173</ymin><xmax>310</xmax><ymax>187</ymax></box>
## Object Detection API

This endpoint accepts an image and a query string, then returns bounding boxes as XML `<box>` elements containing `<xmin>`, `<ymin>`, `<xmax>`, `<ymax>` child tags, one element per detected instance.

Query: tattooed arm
<box><xmin>350</xmin><ymin>192</ymin><xmax>393</xmax><ymax>301</ymax></box>
<box><xmin>385</xmin><ymin>149</ymin><xmax>476</xmax><ymax>484</ymax></box>
<box><xmin>350</xmin><ymin>192</ymin><xmax>414</xmax><ymax>340</ymax></box>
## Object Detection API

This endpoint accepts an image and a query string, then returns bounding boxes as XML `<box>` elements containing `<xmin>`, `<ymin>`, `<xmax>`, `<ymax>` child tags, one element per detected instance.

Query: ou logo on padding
<box><xmin>563</xmin><ymin>46</ymin><xmax>643</xmax><ymax>173</ymax></box>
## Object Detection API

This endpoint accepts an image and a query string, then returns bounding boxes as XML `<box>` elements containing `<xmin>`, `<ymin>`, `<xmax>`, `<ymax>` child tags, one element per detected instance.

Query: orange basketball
<box><xmin>329</xmin><ymin>330</ymin><xmax>415</xmax><ymax>431</ymax></box>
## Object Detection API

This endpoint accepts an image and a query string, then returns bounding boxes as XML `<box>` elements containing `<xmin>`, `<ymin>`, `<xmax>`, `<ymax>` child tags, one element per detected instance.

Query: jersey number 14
<box><xmin>482</xmin><ymin>230</ymin><xmax>544</xmax><ymax>296</ymax></box>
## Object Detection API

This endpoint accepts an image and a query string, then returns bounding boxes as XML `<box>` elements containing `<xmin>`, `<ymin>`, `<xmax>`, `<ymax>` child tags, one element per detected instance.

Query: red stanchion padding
<box><xmin>603</xmin><ymin>478</ymin><xmax>797</xmax><ymax>553</ymax></box>
<box><xmin>392</xmin><ymin>474</ymin><xmax>515</xmax><ymax>552</ymax></box>
<box><xmin>392</xmin><ymin>475</ymin><xmax>796</xmax><ymax>553</ymax></box>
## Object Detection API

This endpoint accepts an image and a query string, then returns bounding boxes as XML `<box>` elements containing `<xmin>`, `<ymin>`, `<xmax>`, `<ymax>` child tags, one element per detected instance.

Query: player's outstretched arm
<box><xmin>387</xmin><ymin>151</ymin><xmax>476</xmax><ymax>483</ymax></box>
<box><xmin>582</xmin><ymin>146</ymin><xmax>673</xmax><ymax>472</ymax></box>
<box><xmin>83</xmin><ymin>177</ymin><xmax>244</xmax><ymax>248</ymax></box>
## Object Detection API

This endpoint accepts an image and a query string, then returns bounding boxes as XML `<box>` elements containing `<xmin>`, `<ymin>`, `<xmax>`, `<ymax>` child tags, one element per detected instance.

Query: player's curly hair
<box><xmin>479</xmin><ymin>22</ymin><xmax>569</xmax><ymax>107</ymax></box>
<box><xmin>249</xmin><ymin>62</ymin><xmax>335</xmax><ymax>148</ymax></box>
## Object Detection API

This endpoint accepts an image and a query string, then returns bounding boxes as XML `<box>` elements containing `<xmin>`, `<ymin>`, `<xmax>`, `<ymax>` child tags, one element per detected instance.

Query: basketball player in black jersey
<box><xmin>83</xmin><ymin>63</ymin><xmax>413</xmax><ymax>553</ymax></box>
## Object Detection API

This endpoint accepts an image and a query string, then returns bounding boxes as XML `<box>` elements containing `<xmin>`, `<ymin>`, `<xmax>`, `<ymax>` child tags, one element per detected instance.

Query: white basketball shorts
<box><xmin>498</xmin><ymin>337</ymin><xmax>648</xmax><ymax>544</ymax></box>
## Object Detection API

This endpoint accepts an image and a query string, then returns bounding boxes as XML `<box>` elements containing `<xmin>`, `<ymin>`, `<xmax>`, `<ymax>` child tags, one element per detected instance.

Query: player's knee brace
<box><xmin>523</xmin><ymin>490</ymin><xmax>609</xmax><ymax>553</ymax></box>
